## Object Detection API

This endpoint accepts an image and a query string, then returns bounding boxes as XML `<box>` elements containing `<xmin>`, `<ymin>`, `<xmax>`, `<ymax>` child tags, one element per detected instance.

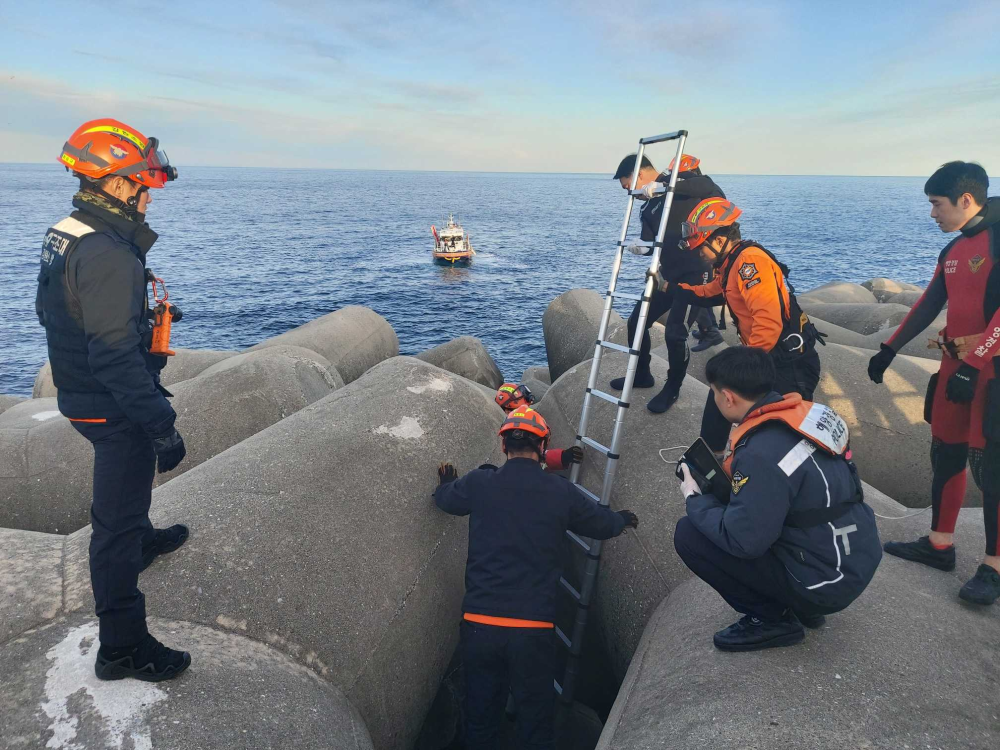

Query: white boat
<box><xmin>431</xmin><ymin>214</ymin><xmax>475</xmax><ymax>265</ymax></box>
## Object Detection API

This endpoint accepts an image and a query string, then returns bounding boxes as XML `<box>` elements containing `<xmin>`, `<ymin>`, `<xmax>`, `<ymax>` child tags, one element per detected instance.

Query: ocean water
<box><xmin>0</xmin><ymin>165</ymin><xmax>989</xmax><ymax>397</ymax></box>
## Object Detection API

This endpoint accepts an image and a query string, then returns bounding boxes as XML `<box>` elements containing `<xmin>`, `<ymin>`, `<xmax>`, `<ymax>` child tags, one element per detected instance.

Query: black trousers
<box><xmin>701</xmin><ymin>346</ymin><xmax>822</xmax><ymax>452</ymax></box>
<box><xmin>461</xmin><ymin>620</ymin><xmax>556</xmax><ymax>750</ymax></box>
<box><xmin>71</xmin><ymin>418</ymin><xmax>156</xmax><ymax>648</ymax></box>
<box><xmin>673</xmin><ymin>516</ymin><xmax>835</xmax><ymax>621</ymax></box>
<box><xmin>626</xmin><ymin>271</ymin><xmax>703</xmax><ymax>377</ymax></box>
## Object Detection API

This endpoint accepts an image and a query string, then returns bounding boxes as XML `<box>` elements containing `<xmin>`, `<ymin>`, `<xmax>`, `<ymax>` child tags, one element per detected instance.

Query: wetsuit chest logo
<box><xmin>969</xmin><ymin>255</ymin><xmax>986</xmax><ymax>274</ymax></box>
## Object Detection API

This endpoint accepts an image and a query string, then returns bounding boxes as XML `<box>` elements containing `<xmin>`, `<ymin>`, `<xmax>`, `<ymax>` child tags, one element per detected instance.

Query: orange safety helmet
<box><xmin>495</xmin><ymin>383</ymin><xmax>535</xmax><ymax>413</ymax></box>
<box><xmin>679</xmin><ymin>198</ymin><xmax>742</xmax><ymax>251</ymax></box>
<box><xmin>669</xmin><ymin>154</ymin><xmax>701</xmax><ymax>174</ymax></box>
<box><xmin>58</xmin><ymin>118</ymin><xmax>177</xmax><ymax>189</ymax></box>
<box><xmin>498</xmin><ymin>406</ymin><xmax>551</xmax><ymax>452</ymax></box>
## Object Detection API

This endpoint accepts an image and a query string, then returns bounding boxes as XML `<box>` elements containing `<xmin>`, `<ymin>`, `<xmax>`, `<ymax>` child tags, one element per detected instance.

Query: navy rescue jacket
<box><xmin>35</xmin><ymin>196</ymin><xmax>176</xmax><ymax>436</ymax></box>
<box><xmin>435</xmin><ymin>458</ymin><xmax>626</xmax><ymax>623</ymax></box>
<box><xmin>686</xmin><ymin>392</ymin><xmax>882</xmax><ymax>610</ymax></box>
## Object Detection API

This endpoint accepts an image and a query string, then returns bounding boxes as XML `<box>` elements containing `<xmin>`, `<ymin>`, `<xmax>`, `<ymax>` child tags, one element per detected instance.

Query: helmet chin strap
<box><xmin>95</xmin><ymin>183</ymin><xmax>147</xmax><ymax>222</ymax></box>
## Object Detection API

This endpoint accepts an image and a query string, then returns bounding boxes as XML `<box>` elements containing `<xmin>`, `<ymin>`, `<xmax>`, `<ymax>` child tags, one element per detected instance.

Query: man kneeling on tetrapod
<box><xmin>673</xmin><ymin>347</ymin><xmax>882</xmax><ymax>651</ymax></box>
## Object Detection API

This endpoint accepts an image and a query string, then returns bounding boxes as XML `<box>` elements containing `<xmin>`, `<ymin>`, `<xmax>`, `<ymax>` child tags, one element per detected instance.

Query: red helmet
<box><xmin>58</xmin><ymin>118</ymin><xmax>177</xmax><ymax>189</ymax></box>
<box><xmin>679</xmin><ymin>198</ymin><xmax>742</xmax><ymax>251</ymax></box>
<box><xmin>498</xmin><ymin>407</ymin><xmax>550</xmax><ymax>452</ymax></box>
<box><xmin>669</xmin><ymin>154</ymin><xmax>701</xmax><ymax>173</ymax></box>
<box><xmin>495</xmin><ymin>383</ymin><xmax>535</xmax><ymax>412</ymax></box>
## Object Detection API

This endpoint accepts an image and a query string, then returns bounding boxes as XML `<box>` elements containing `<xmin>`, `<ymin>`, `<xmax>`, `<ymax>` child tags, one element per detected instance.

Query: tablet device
<box><xmin>675</xmin><ymin>437</ymin><xmax>731</xmax><ymax>503</ymax></box>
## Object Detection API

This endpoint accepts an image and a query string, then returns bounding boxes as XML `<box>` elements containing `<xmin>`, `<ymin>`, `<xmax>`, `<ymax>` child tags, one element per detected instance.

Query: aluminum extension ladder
<box><xmin>555</xmin><ymin>129</ymin><xmax>689</xmax><ymax>705</ymax></box>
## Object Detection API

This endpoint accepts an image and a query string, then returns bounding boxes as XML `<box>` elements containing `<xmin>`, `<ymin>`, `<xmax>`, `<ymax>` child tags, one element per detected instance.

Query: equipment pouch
<box><xmin>924</xmin><ymin>373</ymin><xmax>939</xmax><ymax>425</ymax></box>
<box><xmin>985</xmin><ymin>377</ymin><xmax>1000</xmax><ymax>441</ymax></box>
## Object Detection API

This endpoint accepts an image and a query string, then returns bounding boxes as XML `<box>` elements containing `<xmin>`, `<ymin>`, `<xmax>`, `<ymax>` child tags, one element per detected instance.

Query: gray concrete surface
<box><xmin>884</xmin><ymin>289</ymin><xmax>925</xmax><ymax>308</ymax></box>
<box><xmin>62</xmin><ymin>356</ymin><xmax>505</xmax><ymax>750</ymax></box>
<box><xmin>416</xmin><ymin>336</ymin><xmax>504</xmax><ymax>389</ymax></box>
<box><xmin>248</xmin><ymin>305</ymin><xmax>399</xmax><ymax>383</ymax></box>
<box><xmin>0</xmin><ymin>613</ymin><xmax>374</xmax><ymax>750</ymax></box>
<box><xmin>521</xmin><ymin>365</ymin><xmax>552</xmax><ymax>402</ymax></box>
<box><xmin>862</xmin><ymin>277</ymin><xmax>924</xmax><ymax>302</ymax></box>
<box><xmin>0</xmin><ymin>528</ymin><xmax>63</xmax><ymax>644</ymax></box>
<box><xmin>543</xmin><ymin>289</ymin><xmax>628</xmax><ymax>383</ymax></box>
<box><xmin>0</xmin><ymin>395</ymin><xmax>24</xmax><ymax>416</ymax></box>
<box><xmin>798</xmin><ymin>301</ymin><xmax>912</xmax><ymax>335</ymax></box>
<box><xmin>798</xmin><ymin>280</ymin><xmax>877</xmax><ymax>305</ymax></box>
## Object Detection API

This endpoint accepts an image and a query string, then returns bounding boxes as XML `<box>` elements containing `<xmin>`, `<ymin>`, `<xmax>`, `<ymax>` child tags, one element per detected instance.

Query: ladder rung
<box><xmin>620</xmin><ymin>239</ymin><xmax>657</xmax><ymax>248</ymax></box>
<box><xmin>596</xmin><ymin>340</ymin><xmax>637</xmax><ymax>356</ymax></box>
<box><xmin>572</xmin><ymin>483</ymin><xmax>600</xmax><ymax>504</ymax></box>
<box><xmin>639</xmin><ymin>129</ymin><xmax>687</xmax><ymax>145</ymax></box>
<box><xmin>566</xmin><ymin>529</ymin><xmax>592</xmax><ymax>553</ymax></box>
<box><xmin>555</xmin><ymin>625</ymin><xmax>572</xmax><ymax>650</ymax></box>
<box><xmin>586</xmin><ymin>387</ymin><xmax>628</xmax><ymax>408</ymax></box>
<box><xmin>559</xmin><ymin>577</ymin><xmax>582</xmax><ymax>602</ymax></box>
<box><xmin>608</xmin><ymin>290</ymin><xmax>643</xmax><ymax>302</ymax></box>
<box><xmin>579</xmin><ymin>436</ymin><xmax>619</xmax><ymax>460</ymax></box>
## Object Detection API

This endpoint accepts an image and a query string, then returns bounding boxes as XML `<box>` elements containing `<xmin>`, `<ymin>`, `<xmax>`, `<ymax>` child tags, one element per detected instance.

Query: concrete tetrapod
<box><xmin>798</xmin><ymin>301</ymin><xmax>912</xmax><ymax>335</ymax></box>
<box><xmin>521</xmin><ymin>365</ymin><xmax>552</xmax><ymax>401</ymax></box>
<box><xmin>415</xmin><ymin>336</ymin><xmax>505</xmax><ymax>389</ymax></box>
<box><xmin>31</xmin><ymin>348</ymin><xmax>238</xmax><ymax>398</ymax></box>
<box><xmin>0</xmin><ymin>395</ymin><xmax>25</xmax><ymax>416</ymax></box>
<box><xmin>60</xmin><ymin>357</ymin><xmax>505</xmax><ymax>750</ymax></box>
<box><xmin>0</xmin><ymin>346</ymin><xmax>343</xmax><ymax>534</ymax></box>
<box><xmin>673</xmin><ymin>338</ymin><xmax>978</xmax><ymax>509</ymax></box>
<box><xmin>536</xmin><ymin>353</ymin><xmax>709</xmax><ymax>680</ymax></box>
<box><xmin>248</xmin><ymin>305</ymin><xmax>399</xmax><ymax>384</ymax></box>
<box><xmin>0</xmin><ymin>614</ymin><xmax>375</xmax><ymax>750</ymax></box>
<box><xmin>797</xmin><ymin>280</ymin><xmax>878</xmax><ymax>305</ymax></box>
<box><xmin>862</xmin><ymin>277</ymin><xmax>924</xmax><ymax>302</ymax></box>
<box><xmin>597</xmin><ymin>502</ymin><xmax>997</xmax><ymax>749</ymax></box>
<box><xmin>543</xmin><ymin>289</ymin><xmax>628</xmax><ymax>383</ymax></box>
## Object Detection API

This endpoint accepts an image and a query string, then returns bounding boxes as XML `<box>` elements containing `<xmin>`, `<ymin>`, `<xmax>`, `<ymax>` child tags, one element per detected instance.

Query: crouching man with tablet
<box><xmin>673</xmin><ymin>346</ymin><xmax>882</xmax><ymax>651</ymax></box>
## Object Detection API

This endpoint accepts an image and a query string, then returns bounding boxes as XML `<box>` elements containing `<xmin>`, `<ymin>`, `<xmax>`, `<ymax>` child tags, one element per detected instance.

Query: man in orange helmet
<box><xmin>36</xmin><ymin>119</ymin><xmax>190</xmax><ymax>681</ymax></box>
<box><xmin>436</xmin><ymin>407</ymin><xmax>636</xmax><ymax>749</ymax></box>
<box><xmin>609</xmin><ymin>153</ymin><xmax>726</xmax><ymax>413</ymax></box>
<box><xmin>494</xmin><ymin>382</ymin><xmax>583</xmax><ymax>470</ymax></box>
<box><xmin>664</xmin><ymin>198</ymin><xmax>825</xmax><ymax>453</ymax></box>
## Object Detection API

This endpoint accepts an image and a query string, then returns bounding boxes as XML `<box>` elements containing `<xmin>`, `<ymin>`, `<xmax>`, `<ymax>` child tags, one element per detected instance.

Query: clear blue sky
<box><xmin>1</xmin><ymin>0</ymin><xmax>998</xmax><ymax>175</ymax></box>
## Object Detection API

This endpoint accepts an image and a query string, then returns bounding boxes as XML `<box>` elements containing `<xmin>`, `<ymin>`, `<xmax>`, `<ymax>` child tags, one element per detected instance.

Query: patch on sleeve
<box><xmin>778</xmin><ymin>439</ymin><xmax>817</xmax><ymax>477</ymax></box>
<box><xmin>738</xmin><ymin>262</ymin><xmax>758</xmax><ymax>281</ymax></box>
<box><xmin>745</xmin><ymin>278</ymin><xmax>761</xmax><ymax>289</ymax></box>
<box><xmin>731</xmin><ymin>470</ymin><xmax>749</xmax><ymax>494</ymax></box>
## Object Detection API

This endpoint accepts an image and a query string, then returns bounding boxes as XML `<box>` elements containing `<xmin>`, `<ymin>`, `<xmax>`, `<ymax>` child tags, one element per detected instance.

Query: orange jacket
<box><xmin>678</xmin><ymin>244</ymin><xmax>791</xmax><ymax>351</ymax></box>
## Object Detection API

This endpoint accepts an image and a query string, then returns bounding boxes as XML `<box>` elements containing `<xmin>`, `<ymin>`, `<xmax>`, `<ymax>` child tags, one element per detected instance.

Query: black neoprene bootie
<box><xmin>883</xmin><ymin>536</ymin><xmax>956</xmax><ymax>572</ymax></box>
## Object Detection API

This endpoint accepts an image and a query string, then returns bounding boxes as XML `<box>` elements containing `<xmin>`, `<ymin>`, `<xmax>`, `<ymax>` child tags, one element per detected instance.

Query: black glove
<box><xmin>945</xmin><ymin>363</ymin><xmax>979</xmax><ymax>404</ymax></box>
<box><xmin>438</xmin><ymin>463</ymin><xmax>459</xmax><ymax>484</ymax></box>
<box><xmin>152</xmin><ymin>429</ymin><xmax>186</xmax><ymax>474</ymax></box>
<box><xmin>618</xmin><ymin>510</ymin><xmax>639</xmax><ymax>530</ymax></box>
<box><xmin>867</xmin><ymin>344</ymin><xmax>896</xmax><ymax>385</ymax></box>
<box><xmin>568</xmin><ymin>446</ymin><xmax>584</xmax><ymax>464</ymax></box>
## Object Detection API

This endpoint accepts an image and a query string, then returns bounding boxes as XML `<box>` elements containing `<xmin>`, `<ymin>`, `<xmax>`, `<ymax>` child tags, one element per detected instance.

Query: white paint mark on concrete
<box><xmin>374</xmin><ymin>416</ymin><xmax>425</xmax><ymax>439</ymax></box>
<box><xmin>32</xmin><ymin>411</ymin><xmax>62</xmax><ymax>422</ymax></box>
<box><xmin>406</xmin><ymin>376</ymin><xmax>452</xmax><ymax>395</ymax></box>
<box><xmin>41</xmin><ymin>622</ymin><xmax>167</xmax><ymax>749</ymax></box>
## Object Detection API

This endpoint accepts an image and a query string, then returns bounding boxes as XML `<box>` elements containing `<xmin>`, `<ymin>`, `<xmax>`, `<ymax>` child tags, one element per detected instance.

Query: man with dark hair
<box><xmin>674</xmin><ymin>347</ymin><xmax>881</xmax><ymax>651</ymax></box>
<box><xmin>609</xmin><ymin>153</ymin><xmax>725</xmax><ymax>413</ymax></box>
<box><xmin>666</xmin><ymin>198</ymin><xmax>825</xmax><ymax>453</ymax></box>
<box><xmin>868</xmin><ymin>160</ymin><xmax>1000</xmax><ymax>605</ymax></box>
<box><xmin>435</xmin><ymin>406</ymin><xmax>636</xmax><ymax>749</ymax></box>
<box><xmin>37</xmin><ymin>119</ymin><xmax>190</xmax><ymax>681</ymax></box>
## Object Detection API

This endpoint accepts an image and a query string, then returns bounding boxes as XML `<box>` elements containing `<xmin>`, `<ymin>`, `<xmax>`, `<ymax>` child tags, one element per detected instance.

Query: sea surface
<box><xmin>1</xmin><ymin>165</ymin><xmax>992</xmax><ymax>397</ymax></box>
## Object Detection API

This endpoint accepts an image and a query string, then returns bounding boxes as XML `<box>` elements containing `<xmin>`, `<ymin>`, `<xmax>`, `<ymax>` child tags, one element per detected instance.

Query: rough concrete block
<box><xmin>862</xmin><ymin>277</ymin><xmax>924</xmax><ymax>302</ymax></box>
<box><xmin>543</xmin><ymin>289</ymin><xmax>627</xmax><ymax>383</ymax></box>
<box><xmin>0</xmin><ymin>528</ymin><xmax>64</xmax><ymax>644</ymax></box>
<box><xmin>248</xmin><ymin>305</ymin><xmax>399</xmax><ymax>384</ymax></box>
<box><xmin>521</xmin><ymin>365</ymin><xmax>552</xmax><ymax>401</ymax></box>
<box><xmin>416</xmin><ymin>336</ymin><xmax>504</xmax><ymax>389</ymax></box>
<box><xmin>0</xmin><ymin>396</ymin><xmax>24</xmax><ymax>416</ymax></box>
<box><xmin>798</xmin><ymin>302</ymin><xmax>912</xmax><ymax>335</ymax></box>
<box><xmin>798</xmin><ymin>281</ymin><xmax>877</xmax><ymax>305</ymax></box>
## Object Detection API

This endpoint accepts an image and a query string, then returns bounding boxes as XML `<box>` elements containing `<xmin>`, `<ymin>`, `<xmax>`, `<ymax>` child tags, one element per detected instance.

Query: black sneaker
<box><xmin>713</xmin><ymin>613</ymin><xmax>804</xmax><ymax>652</ymax></box>
<box><xmin>883</xmin><ymin>536</ymin><xmax>956</xmax><ymax>572</ymax></box>
<box><xmin>96</xmin><ymin>633</ymin><xmax>191</xmax><ymax>682</ymax></box>
<box><xmin>647</xmin><ymin>382</ymin><xmax>681</xmax><ymax>414</ymax></box>
<box><xmin>692</xmin><ymin>331</ymin><xmax>724</xmax><ymax>352</ymax></box>
<box><xmin>959</xmin><ymin>564</ymin><xmax>1000</xmax><ymax>605</ymax></box>
<box><xmin>141</xmin><ymin>524</ymin><xmax>189</xmax><ymax>572</ymax></box>
<box><xmin>793</xmin><ymin>611</ymin><xmax>827</xmax><ymax>629</ymax></box>
<box><xmin>610</xmin><ymin>371</ymin><xmax>654</xmax><ymax>391</ymax></box>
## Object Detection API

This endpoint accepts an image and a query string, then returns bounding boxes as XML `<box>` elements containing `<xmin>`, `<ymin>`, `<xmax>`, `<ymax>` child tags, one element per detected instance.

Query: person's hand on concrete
<box><xmin>618</xmin><ymin>509</ymin><xmax>639</xmax><ymax>531</ymax></box>
<box><xmin>677</xmin><ymin>462</ymin><xmax>701</xmax><ymax>499</ymax></box>
<box><xmin>438</xmin><ymin>462</ymin><xmax>459</xmax><ymax>484</ymax></box>
<box><xmin>152</xmin><ymin>429</ymin><xmax>186</xmax><ymax>474</ymax></box>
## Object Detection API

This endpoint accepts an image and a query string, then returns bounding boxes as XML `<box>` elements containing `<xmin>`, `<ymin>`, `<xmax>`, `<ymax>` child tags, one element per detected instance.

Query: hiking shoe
<box><xmin>883</xmin><ymin>536</ymin><xmax>955</xmax><ymax>572</ymax></box>
<box><xmin>141</xmin><ymin>524</ymin><xmax>189</xmax><ymax>572</ymax></box>
<box><xmin>647</xmin><ymin>383</ymin><xmax>681</xmax><ymax>414</ymax></box>
<box><xmin>713</xmin><ymin>613</ymin><xmax>804</xmax><ymax>652</ymax></box>
<box><xmin>959</xmin><ymin>564</ymin><xmax>1000</xmax><ymax>605</ymax></box>
<box><xmin>610</xmin><ymin>371</ymin><xmax>655</xmax><ymax>391</ymax></box>
<box><xmin>692</xmin><ymin>331</ymin><xmax>725</xmax><ymax>352</ymax></box>
<box><xmin>793</xmin><ymin>611</ymin><xmax>827</xmax><ymax>629</ymax></box>
<box><xmin>96</xmin><ymin>634</ymin><xmax>191</xmax><ymax>682</ymax></box>
<box><xmin>691</xmin><ymin>328</ymin><xmax>704</xmax><ymax>340</ymax></box>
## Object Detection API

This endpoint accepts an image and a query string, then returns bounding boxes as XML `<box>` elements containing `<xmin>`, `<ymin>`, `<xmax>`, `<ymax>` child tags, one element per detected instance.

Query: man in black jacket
<box><xmin>610</xmin><ymin>153</ymin><xmax>726</xmax><ymax>412</ymax></box>
<box><xmin>435</xmin><ymin>407</ymin><xmax>636</xmax><ymax>749</ymax></box>
<box><xmin>674</xmin><ymin>347</ymin><xmax>881</xmax><ymax>651</ymax></box>
<box><xmin>37</xmin><ymin>119</ymin><xmax>190</xmax><ymax>681</ymax></box>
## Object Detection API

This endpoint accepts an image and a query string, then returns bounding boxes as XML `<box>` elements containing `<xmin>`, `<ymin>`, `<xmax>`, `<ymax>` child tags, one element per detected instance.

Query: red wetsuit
<box><xmin>886</xmin><ymin>198</ymin><xmax>1000</xmax><ymax>554</ymax></box>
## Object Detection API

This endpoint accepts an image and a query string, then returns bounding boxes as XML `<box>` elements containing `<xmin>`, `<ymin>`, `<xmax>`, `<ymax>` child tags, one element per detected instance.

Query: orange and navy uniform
<box><xmin>676</xmin><ymin>243</ymin><xmax>791</xmax><ymax>351</ymax></box>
